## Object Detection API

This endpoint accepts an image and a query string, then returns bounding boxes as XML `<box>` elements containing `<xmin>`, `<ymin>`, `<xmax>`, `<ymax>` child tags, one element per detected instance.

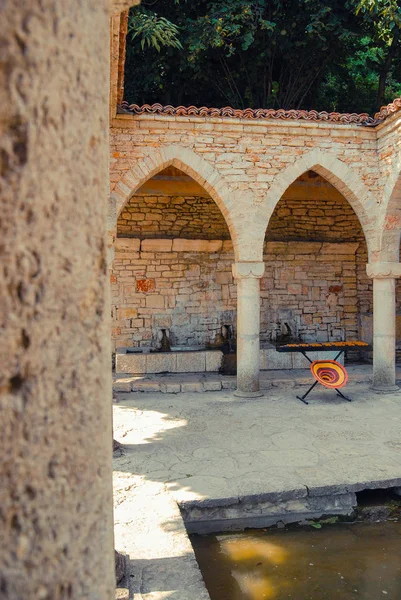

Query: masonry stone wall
<box><xmin>118</xmin><ymin>194</ymin><xmax>230</xmax><ymax>239</ymax></box>
<box><xmin>260</xmin><ymin>242</ymin><xmax>359</xmax><ymax>344</ymax></box>
<box><xmin>110</xmin><ymin>108</ymin><xmax>401</xmax><ymax>364</ymax></box>
<box><xmin>111</xmin><ymin>239</ymin><xmax>236</xmax><ymax>349</ymax></box>
<box><xmin>117</xmin><ymin>171</ymin><xmax>366</xmax><ymax>242</ymax></box>
<box><xmin>110</xmin><ymin>114</ymin><xmax>385</xmax><ymax>263</ymax></box>
<box><xmin>112</xmin><ymin>174</ymin><xmax>376</xmax><ymax>352</ymax></box>
<box><xmin>111</xmin><ymin>240</ymin><xmax>369</xmax><ymax>351</ymax></box>
<box><xmin>266</xmin><ymin>173</ymin><xmax>366</xmax><ymax>242</ymax></box>
<box><xmin>375</xmin><ymin>115</ymin><xmax>401</xmax><ymax>263</ymax></box>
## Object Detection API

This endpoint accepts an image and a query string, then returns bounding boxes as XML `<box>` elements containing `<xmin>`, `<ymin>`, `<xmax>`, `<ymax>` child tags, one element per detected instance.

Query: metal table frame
<box><xmin>295</xmin><ymin>349</ymin><xmax>351</xmax><ymax>405</ymax></box>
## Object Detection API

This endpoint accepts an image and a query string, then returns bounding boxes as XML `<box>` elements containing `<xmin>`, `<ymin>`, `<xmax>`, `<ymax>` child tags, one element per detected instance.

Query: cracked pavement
<box><xmin>113</xmin><ymin>383</ymin><xmax>401</xmax><ymax>599</ymax></box>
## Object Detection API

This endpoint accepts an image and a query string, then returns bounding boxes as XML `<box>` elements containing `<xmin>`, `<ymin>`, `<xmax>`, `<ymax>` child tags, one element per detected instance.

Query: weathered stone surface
<box><xmin>181</xmin><ymin>381</ymin><xmax>204</xmax><ymax>393</ymax></box>
<box><xmin>136</xmin><ymin>278</ymin><xmax>155</xmax><ymax>293</ymax></box>
<box><xmin>172</xmin><ymin>239</ymin><xmax>223</xmax><ymax>252</ymax></box>
<box><xmin>119</xmin><ymin>307</ymin><xmax>138</xmax><ymax>319</ymax></box>
<box><xmin>161</xmin><ymin>383</ymin><xmax>181</xmax><ymax>393</ymax></box>
<box><xmin>1</xmin><ymin>2</ymin><xmax>114</xmax><ymax>598</ymax></box>
<box><xmin>203</xmin><ymin>380</ymin><xmax>223</xmax><ymax>391</ymax></box>
<box><xmin>176</xmin><ymin>352</ymin><xmax>206</xmax><ymax>373</ymax></box>
<box><xmin>146</xmin><ymin>295</ymin><xmax>165</xmax><ymax>309</ymax></box>
<box><xmin>141</xmin><ymin>239</ymin><xmax>172</xmax><ymax>252</ymax></box>
<box><xmin>320</xmin><ymin>242</ymin><xmax>359</xmax><ymax>255</ymax></box>
<box><xmin>205</xmin><ymin>351</ymin><xmax>223</xmax><ymax>372</ymax></box>
<box><xmin>131</xmin><ymin>380</ymin><xmax>161</xmax><ymax>392</ymax></box>
<box><xmin>109</xmin><ymin>73</ymin><xmax>401</xmax><ymax>394</ymax></box>
<box><xmin>113</xmin><ymin>378</ymin><xmax>133</xmax><ymax>392</ymax></box>
<box><xmin>366</xmin><ymin>262</ymin><xmax>401</xmax><ymax>279</ymax></box>
<box><xmin>146</xmin><ymin>353</ymin><xmax>177</xmax><ymax>374</ymax></box>
<box><xmin>183</xmin><ymin>492</ymin><xmax>357</xmax><ymax>533</ymax></box>
<box><xmin>116</xmin><ymin>353</ymin><xmax>146</xmax><ymax>374</ymax></box>
<box><xmin>115</xmin><ymin>238</ymin><xmax>141</xmax><ymax>251</ymax></box>
<box><xmin>260</xmin><ymin>348</ymin><xmax>292</xmax><ymax>370</ymax></box>
<box><xmin>119</xmin><ymin>194</ymin><xmax>229</xmax><ymax>240</ymax></box>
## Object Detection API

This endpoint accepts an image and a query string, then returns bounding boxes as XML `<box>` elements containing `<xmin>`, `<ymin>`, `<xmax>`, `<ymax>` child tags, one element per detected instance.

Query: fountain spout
<box><xmin>159</xmin><ymin>329</ymin><xmax>171</xmax><ymax>352</ymax></box>
<box><xmin>222</xmin><ymin>324</ymin><xmax>235</xmax><ymax>353</ymax></box>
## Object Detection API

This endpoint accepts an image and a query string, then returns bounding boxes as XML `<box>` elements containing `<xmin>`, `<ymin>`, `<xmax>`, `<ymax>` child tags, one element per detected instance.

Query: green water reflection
<box><xmin>191</xmin><ymin>522</ymin><xmax>401</xmax><ymax>599</ymax></box>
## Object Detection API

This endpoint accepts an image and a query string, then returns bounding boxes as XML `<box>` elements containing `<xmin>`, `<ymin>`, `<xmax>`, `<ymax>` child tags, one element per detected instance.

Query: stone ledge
<box><xmin>179</xmin><ymin>478</ymin><xmax>401</xmax><ymax>534</ymax></box>
<box><xmin>172</xmin><ymin>239</ymin><xmax>223</xmax><ymax>252</ymax></box>
<box><xmin>182</xmin><ymin>492</ymin><xmax>357</xmax><ymax>534</ymax></box>
<box><xmin>115</xmin><ymin>237</ymin><xmax>226</xmax><ymax>253</ymax></box>
<box><xmin>113</xmin><ymin>364</ymin><xmax>387</xmax><ymax>394</ymax></box>
<box><xmin>115</xmin><ymin>237</ymin><xmax>141</xmax><ymax>251</ymax></box>
<box><xmin>307</xmin><ymin>477</ymin><xmax>401</xmax><ymax>497</ymax></box>
<box><xmin>141</xmin><ymin>238</ymin><xmax>172</xmax><ymax>252</ymax></box>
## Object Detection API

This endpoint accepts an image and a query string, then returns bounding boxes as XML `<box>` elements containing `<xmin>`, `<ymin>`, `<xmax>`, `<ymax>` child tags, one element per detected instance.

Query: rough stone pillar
<box><xmin>367</xmin><ymin>263</ymin><xmax>401</xmax><ymax>391</ymax></box>
<box><xmin>232</xmin><ymin>262</ymin><xmax>265</xmax><ymax>397</ymax></box>
<box><xmin>1</xmin><ymin>2</ymin><xmax>115</xmax><ymax>598</ymax></box>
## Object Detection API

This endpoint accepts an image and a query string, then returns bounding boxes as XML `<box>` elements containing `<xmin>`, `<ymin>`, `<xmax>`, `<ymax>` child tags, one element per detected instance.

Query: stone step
<box><xmin>113</xmin><ymin>364</ymin><xmax>384</xmax><ymax>394</ymax></box>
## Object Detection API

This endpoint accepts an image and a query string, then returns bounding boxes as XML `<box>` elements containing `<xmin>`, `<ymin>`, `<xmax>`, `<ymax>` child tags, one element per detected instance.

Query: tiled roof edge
<box><xmin>118</xmin><ymin>97</ymin><xmax>401</xmax><ymax>126</ymax></box>
<box><xmin>374</xmin><ymin>96</ymin><xmax>401</xmax><ymax>124</ymax></box>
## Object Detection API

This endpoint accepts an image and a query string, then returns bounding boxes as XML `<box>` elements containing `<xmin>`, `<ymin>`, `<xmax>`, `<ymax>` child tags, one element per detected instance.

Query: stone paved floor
<box><xmin>113</xmin><ymin>381</ymin><xmax>401</xmax><ymax>599</ymax></box>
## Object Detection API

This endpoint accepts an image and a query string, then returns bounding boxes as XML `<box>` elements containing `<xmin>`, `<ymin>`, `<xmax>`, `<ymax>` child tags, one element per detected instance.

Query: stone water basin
<box><xmin>116</xmin><ymin>346</ymin><xmax>223</xmax><ymax>374</ymax></box>
<box><xmin>116</xmin><ymin>344</ymin><xmax>345</xmax><ymax>375</ymax></box>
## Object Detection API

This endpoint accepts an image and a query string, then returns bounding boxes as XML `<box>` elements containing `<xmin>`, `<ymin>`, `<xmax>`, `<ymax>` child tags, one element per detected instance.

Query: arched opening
<box><xmin>261</xmin><ymin>170</ymin><xmax>371</xmax><ymax>366</ymax></box>
<box><xmin>111</xmin><ymin>166</ymin><xmax>236</xmax><ymax>362</ymax></box>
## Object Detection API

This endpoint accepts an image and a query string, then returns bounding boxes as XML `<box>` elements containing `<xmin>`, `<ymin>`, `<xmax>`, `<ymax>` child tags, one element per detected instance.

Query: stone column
<box><xmin>232</xmin><ymin>262</ymin><xmax>265</xmax><ymax>397</ymax></box>
<box><xmin>0</xmin><ymin>2</ymin><xmax>127</xmax><ymax>598</ymax></box>
<box><xmin>366</xmin><ymin>263</ymin><xmax>401</xmax><ymax>391</ymax></box>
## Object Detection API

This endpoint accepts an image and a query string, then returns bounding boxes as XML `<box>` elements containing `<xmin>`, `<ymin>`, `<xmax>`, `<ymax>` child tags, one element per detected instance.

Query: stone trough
<box><xmin>116</xmin><ymin>344</ymin><xmax>344</xmax><ymax>375</ymax></box>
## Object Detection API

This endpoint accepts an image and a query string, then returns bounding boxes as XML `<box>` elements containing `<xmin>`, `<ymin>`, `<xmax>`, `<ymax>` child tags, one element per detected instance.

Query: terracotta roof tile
<box><xmin>119</xmin><ymin>97</ymin><xmax>401</xmax><ymax>126</ymax></box>
<box><xmin>374</xmin><ymin>96</ymin><xmax>401</xmax><ymax>123</ymax></box>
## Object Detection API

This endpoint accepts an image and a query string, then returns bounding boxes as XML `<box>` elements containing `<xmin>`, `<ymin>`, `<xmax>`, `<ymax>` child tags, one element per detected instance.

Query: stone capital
<box><xmin>366</xmin><ymin>262</ymin><xmax>401</xmax><ymax>279</ymax></box>
<box><xmin>232</xmin><ymin>261</ymin><xmax>265</xmax><ymax>280</ymax></box>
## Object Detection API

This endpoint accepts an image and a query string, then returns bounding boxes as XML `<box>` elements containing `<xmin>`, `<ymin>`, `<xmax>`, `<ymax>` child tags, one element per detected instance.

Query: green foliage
<box><xmin>309</xmin><ymin>516</ymin><xmax>339</xmax><ymax>528</ymax></box>
<box><xmin>124</xmin><ymin>0</ymin><xmax>401</xmax><ymax>113</ymax></box>
<box><xmin>128</xmin><ymin>10</ymin><xmax>182</xmax><ymax>52</ymax></box>
<box><xmin>357</xmin><ymin>0</ymin><xmax>401</xmax><ymax>39</ymax></box>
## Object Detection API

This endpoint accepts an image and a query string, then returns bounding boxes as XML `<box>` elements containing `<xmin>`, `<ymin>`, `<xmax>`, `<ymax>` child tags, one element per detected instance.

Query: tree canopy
<box><xmin>124</xmin><ymin>0</ymin><xmax>401</xmax><ymax>114</ymax></box>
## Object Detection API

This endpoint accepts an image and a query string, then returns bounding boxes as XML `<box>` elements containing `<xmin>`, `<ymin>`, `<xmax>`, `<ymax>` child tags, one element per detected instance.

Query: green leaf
<box><xmin>319</xmin><ymin>516</ymin><xmax>339</xmax><ymax>524</ymax></box>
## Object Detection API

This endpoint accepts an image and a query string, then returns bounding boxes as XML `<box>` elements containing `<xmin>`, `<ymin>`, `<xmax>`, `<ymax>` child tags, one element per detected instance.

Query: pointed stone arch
<box><xmin>109</xmin><ymin>145</ymin><xmax>242</xmax><ymax>258</ymax></box>
<box><xmin>260</xmin><ymin>149</ymin><xmax>378</xmax><ymax>259</ymax></box>
<box><xmin>379</xmin><ymin>157</ymin><xmax>401</xmax><ymax>262</ymax></box>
